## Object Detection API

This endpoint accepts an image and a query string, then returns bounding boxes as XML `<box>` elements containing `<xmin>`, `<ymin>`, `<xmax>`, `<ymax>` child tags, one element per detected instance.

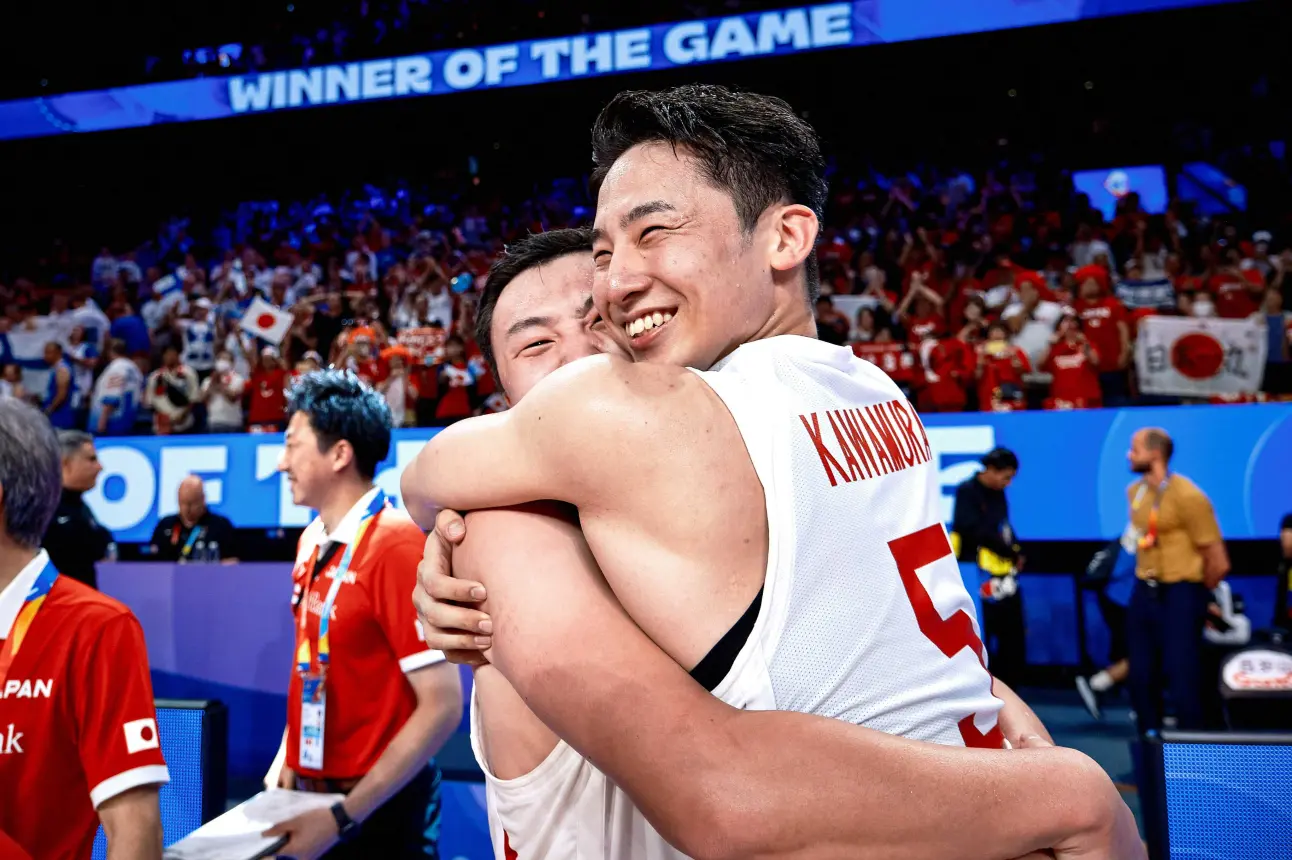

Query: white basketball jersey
<box><xmin>476</xmin><ymin>335</ymin><xmax>1002</xmax><ymax>860</ymax></box>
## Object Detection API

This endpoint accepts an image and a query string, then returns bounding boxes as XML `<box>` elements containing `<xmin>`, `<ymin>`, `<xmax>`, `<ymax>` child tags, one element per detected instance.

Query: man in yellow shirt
<box><xmin>1125</xmin><ymin>427</ymin><xmax>1230</xmax><ymax>732</ymax></box>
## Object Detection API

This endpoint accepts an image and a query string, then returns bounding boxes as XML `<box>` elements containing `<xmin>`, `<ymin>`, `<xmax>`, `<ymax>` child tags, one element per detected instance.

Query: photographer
<box><xmin>143</xmin><ymin>346</ymin><xmax>200</xmax><ymax>435</ymax></box>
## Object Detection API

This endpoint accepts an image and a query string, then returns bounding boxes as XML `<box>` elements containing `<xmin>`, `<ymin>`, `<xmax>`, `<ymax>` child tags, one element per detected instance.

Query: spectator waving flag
<box><xmin>1136</xmin><ymin>316</ymin><xmax>1267</xmax><ymax>396</ymax></box>
<box><xmin>239</xmin><ymin>298</ymin><xmax>292</xmax><ymax>345</ymax></box>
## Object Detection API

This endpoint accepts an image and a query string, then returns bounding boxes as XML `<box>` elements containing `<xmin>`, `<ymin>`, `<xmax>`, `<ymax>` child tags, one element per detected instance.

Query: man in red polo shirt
<box><xmin>266</xmin><ymin>369</ymin><xmax>462</xmax><ymax>859</ymax></box>
<box><xmin>0</xmin><ymin>399</ymin><xmax>168</xmax><ymax>860</ymax></box>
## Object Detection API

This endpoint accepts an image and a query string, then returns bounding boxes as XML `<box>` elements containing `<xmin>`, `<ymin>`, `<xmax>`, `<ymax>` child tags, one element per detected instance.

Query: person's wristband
<box><xmin>330</xmin><ymin>802</ymin><xmax>360</xmax><ymax>843</ymax></box>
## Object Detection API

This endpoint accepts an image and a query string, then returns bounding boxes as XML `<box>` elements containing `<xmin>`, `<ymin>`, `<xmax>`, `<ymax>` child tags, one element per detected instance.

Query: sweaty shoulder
<box><xmin>524</xmin><ymin>353</ymin><xmax>707</xmax><ymax>417</ymax></box>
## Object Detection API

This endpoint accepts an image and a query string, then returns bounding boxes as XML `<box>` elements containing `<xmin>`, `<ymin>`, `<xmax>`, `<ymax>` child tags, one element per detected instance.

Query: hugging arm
<box><xmin>446</xmin><ymin>505</ymin><xmax>1138</xmax><ymax>860</ymax></box>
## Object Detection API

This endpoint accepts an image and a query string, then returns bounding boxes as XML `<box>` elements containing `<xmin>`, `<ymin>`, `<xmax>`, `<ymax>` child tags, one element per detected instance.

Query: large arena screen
<box><xmin>0</xmin><ymin>0</ymin><xmax>1250</xmax><ymax>141</ymax></box>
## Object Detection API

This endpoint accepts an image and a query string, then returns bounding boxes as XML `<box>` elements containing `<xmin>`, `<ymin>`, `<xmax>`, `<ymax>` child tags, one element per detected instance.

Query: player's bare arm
<box><xmin>403</xmin><ymin>353</ymin><xmax>766</xmax><ymax>669</ymax></box>
<box><xmin>98</xmin><ymin>785</ymin><xmax>163</xmax><ymax>860</ymax></box>
<box><xmin>420</xmin><ymin>504</ymin><xmax>1054</xmax><ymax>751</ymax></box>
<box><xmin>445</xmin><ymin>505</ymin><xmax>1142</xmax><ymax>860</ymax></box>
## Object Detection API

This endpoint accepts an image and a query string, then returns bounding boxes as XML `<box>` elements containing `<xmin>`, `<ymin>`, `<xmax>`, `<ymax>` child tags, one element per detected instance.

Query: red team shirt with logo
<box><xmin>1073</xmin><ymin>297</ymin><xmax>1128</xmax><ymax>373</ymax></box>
<box><xmin>0</xmin><ymin>555</ymin><xmax>168</xmax><ymax>860</ymax></box>
<box><xmin>287</xmin><ymin>505</ymin><xmax>444</xmax><ymax>780</ymax></box>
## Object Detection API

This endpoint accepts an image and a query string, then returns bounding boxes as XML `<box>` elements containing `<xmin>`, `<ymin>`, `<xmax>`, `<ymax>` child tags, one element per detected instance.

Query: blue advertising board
<box><xmin>87</xmin><ymin>403</ymin><xmax>1292</xmax><ymax>544</ymax></box>
<box><xmin>0</xmin><ymin>0</ymin><xmax>1245</xmax><ymax>142</ymax></box>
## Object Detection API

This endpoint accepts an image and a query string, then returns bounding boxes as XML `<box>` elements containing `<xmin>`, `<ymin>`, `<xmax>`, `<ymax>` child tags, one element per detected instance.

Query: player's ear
<box><xmin>767</xmin><ymin>204</ymin><xmax>819</xmax><ymax>275</ymax></box>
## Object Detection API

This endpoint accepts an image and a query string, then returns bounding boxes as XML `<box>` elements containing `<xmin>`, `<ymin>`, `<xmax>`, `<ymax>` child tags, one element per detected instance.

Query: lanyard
<box><xmin>1134</xmin><ymin>476</ymin><xmax>1170</xmax><ymax>550</ymax></box>
<box><xmin>295</xmin><ymin>490</ymin><xmax>386</xmax><ymax>675</ymax></box>
<box><xmin>181</xmin><ymin>524</ymin><xmax>205</xmax><ymax>558</ymax></box>
<box><xmin>0</xmin><ymin>558</ymin><xmax>58</xmax><ymax>687</ymax></box>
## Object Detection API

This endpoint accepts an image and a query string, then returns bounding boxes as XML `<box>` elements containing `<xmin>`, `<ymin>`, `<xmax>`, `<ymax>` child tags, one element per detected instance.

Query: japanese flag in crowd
<box><xmin>1136</xmin><ymin>316</ymin><xmax>1267</xmax><ymax>397</ymax></box>
<box><xmin>240</xmin><ymin>297</ymin><xmax>292</xmax><ymax>345</ymax></box>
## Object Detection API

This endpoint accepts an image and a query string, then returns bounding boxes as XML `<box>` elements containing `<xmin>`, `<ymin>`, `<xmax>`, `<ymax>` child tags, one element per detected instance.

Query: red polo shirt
<box><xmin>287</xmin><ymin>490</ymin><xmax>445</xmax><ymax>780</ymax></box>
<box><xmin>0</xmin><ymin>551</ymin><xmax>169</xmax><ymax>860</ymax></box>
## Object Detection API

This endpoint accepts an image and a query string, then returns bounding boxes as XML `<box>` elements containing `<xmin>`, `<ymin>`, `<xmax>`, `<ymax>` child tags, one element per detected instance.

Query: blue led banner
<box><xmin>86</xmin><ymin>403</ymin><xmax>1291</xmax><ymax>544</ymax></box>
<box><xmin>0</xmin><ymin>0</ymin><xmax>1245</xmax><ymax>142</ymax></box>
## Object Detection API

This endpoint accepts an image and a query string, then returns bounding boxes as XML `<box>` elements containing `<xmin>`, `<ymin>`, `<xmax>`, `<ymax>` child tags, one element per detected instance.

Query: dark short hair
<box><xmin>982</xmin><ymin>447</ymin><xmax>1019</xmax><ymax>472</ymax></box>
<box><xmin>1143</xmin><ymin>429</ymin><xmax>1174</xmax><ymax>462</ymax></box>
<box><xmin>590</xmin><ymin>84</ymin><xmax>827</xmax><ymax>301</ymax></box>
<box><xmin>0</xmin><ymin>399</ymin><xmax>62</xmax><ymax>548</ymax></box>
<box><xmin>285</xmin><ymin>369</ymin><xmax>392</xmax><ymax>480</ymax></box>
<box><xmin>475</xmin><ymin>228</ymin><xmax>593</xmax><ymax>388</ymax></box>
<box><xmin>107</xmin><ymin>338</ymin><xmax>128</xmax><ymax>358</ymax></box>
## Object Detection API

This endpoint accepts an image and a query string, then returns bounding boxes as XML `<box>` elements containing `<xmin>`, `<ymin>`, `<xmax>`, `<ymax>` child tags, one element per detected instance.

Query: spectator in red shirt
<box><xmin>1210</xmin><ymin>247</ymin><xmax>1266</xmax><ymax>319</ymax></box>
<box><xmin>975</xmin><ymin>321</ymin><xmax>1031</xmax><ymax>412</ymax></box>
<box><xmin>429</xmin><ymin>335</ymin><xmax>477</xmax><ymax>426</ymax></box>
<box><xmin>895</xmin><ymin>273</ymin><xmax>947</xmax><ymax>346</ymax></box>
<box><xmin>248</xmin><ymin>347</ymin><xmax>289</xmax><ymax>432</ymax></box>
<box><xmin>917</xmin><ymin>332</ymin><xmax>974</xmax><ymax>413</ymax></box>
<box><xmin>1072</xmin><ymin>267</ymin><xmax>1132</xmax><ymax>406</ymax></box>
<box><xmin>1040</xmin><ymin>314</ymin><xmax>1103</xmax><ymax>409</ymax></box>
<box><xmin>0</xmin><ymin>399</ymin><xmax>167</xmax><ymax>860</ymax></box>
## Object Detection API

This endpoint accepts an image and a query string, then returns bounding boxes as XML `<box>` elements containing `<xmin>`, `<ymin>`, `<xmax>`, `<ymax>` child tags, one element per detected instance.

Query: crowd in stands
<box><xmin>2</xmin><ymin>164</ymin><xmax>1290</xmax><ymax>436</ymax></box>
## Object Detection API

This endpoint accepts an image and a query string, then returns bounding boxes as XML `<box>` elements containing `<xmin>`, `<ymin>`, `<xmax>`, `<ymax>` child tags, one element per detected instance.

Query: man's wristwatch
<box><xmin>330</xmin><ymin>802</ymin><xmax>360</xmax><ymax>843</ymax></box>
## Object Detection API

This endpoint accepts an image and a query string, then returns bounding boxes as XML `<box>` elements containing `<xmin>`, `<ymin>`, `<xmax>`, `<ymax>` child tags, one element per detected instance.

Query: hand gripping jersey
<box><xmin>477</xmin><ymin>335</ymin><xmax>1003</xmax><ymax>859</ymax></box>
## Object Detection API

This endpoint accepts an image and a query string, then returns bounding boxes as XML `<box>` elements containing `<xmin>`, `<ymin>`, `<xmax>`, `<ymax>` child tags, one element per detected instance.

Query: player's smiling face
<box><xmin>490</xmin><ymin>252</ymin><xmax>625</xmax><ymax>403</ymax></box>
<box><xmin>591</xmin><ymin>142</ymin><xmax>782</xmax><ymax>371</ymax></box>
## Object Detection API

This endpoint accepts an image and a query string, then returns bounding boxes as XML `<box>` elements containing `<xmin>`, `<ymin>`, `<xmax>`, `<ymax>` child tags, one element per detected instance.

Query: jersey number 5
<box><xmin>888</xmin><ymin>524</ymin><xmax>1005</xmax><ymax>749</ymax></box>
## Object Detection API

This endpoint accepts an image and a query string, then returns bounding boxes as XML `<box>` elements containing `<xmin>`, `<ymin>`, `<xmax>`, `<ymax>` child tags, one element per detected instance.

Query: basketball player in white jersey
<box><xmin>403</xmin><ymin>86</ymin><xmax>1142</xmax><ymax>859</ymax></box>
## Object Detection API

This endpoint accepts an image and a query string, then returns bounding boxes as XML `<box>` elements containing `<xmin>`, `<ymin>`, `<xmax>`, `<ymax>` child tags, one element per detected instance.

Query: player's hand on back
<box><xmin>413</xmin><ymin>509</ymin><xmax>494</xmax><ymax>667</ymax></box>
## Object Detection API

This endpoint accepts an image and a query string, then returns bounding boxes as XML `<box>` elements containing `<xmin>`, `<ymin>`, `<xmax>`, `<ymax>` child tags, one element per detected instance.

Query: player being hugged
<box><xmin>403</xmin><ymin>86</ymin><xmax>1143</xmax><ymax>860</ymax></box>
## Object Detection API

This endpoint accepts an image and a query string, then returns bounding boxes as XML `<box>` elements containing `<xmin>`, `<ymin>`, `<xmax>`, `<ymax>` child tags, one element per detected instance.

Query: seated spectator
<box><xmin>247</xmin><ymin>346</ymin><xmax>289</xmax><ymax>432</ymax></box>
<box><xmin>814</xmin><ymin>296</ymin><xmax>851</xmax><ymax>345</ymax></box>
<box><xmin>149</xmin><ymin>475</ymin><xmax>239</xmax><ymax>563</ymax></box>
<box><xmin>975</xmin><ymin>321</ymin><xmax>1031</xmax><ymax>412</ymax></box>
<box><xmin>1040</xmin><ymin>314</ymin><xmax>1103</xmax><ymax>409</ymax></box>
<box><xmin>1073</xmin><ymin>267</ymin><xmax>1131</xmax><ymax>405</ymax></box>
<box><xmin>144</xmin><ymin>346</ymin><xmax>200</xmax><ymax>435</ymax></box>
<box><xmin>201</xmin><ymin>349</ymin><xmax>247</xmax><ymax>433</ymax></box>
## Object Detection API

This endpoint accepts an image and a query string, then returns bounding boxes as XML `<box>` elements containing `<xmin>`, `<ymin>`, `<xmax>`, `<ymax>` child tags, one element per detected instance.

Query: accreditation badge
<box><xmin>299</xmin><ymin>673</ymin><xmax>327</xmax><ymax>771</ymax></box>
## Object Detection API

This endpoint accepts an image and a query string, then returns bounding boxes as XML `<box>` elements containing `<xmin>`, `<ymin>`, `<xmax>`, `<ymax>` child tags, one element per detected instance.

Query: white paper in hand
<box><xmin>163</xmin><ymin>789</ymin><xmax>344</xmax><ymax>860</ymax></box>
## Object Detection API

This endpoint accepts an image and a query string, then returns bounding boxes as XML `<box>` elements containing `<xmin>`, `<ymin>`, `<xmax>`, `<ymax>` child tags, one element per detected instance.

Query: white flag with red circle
<box><xmin>1136</xmin><ymin>316</ymin><xmax>1267</xmax><ymax>396</ymax></box>
<box><xmin>239</xmin><ymin>297</ymin><xmax>293</xmax><ymax>345</ymax></box>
